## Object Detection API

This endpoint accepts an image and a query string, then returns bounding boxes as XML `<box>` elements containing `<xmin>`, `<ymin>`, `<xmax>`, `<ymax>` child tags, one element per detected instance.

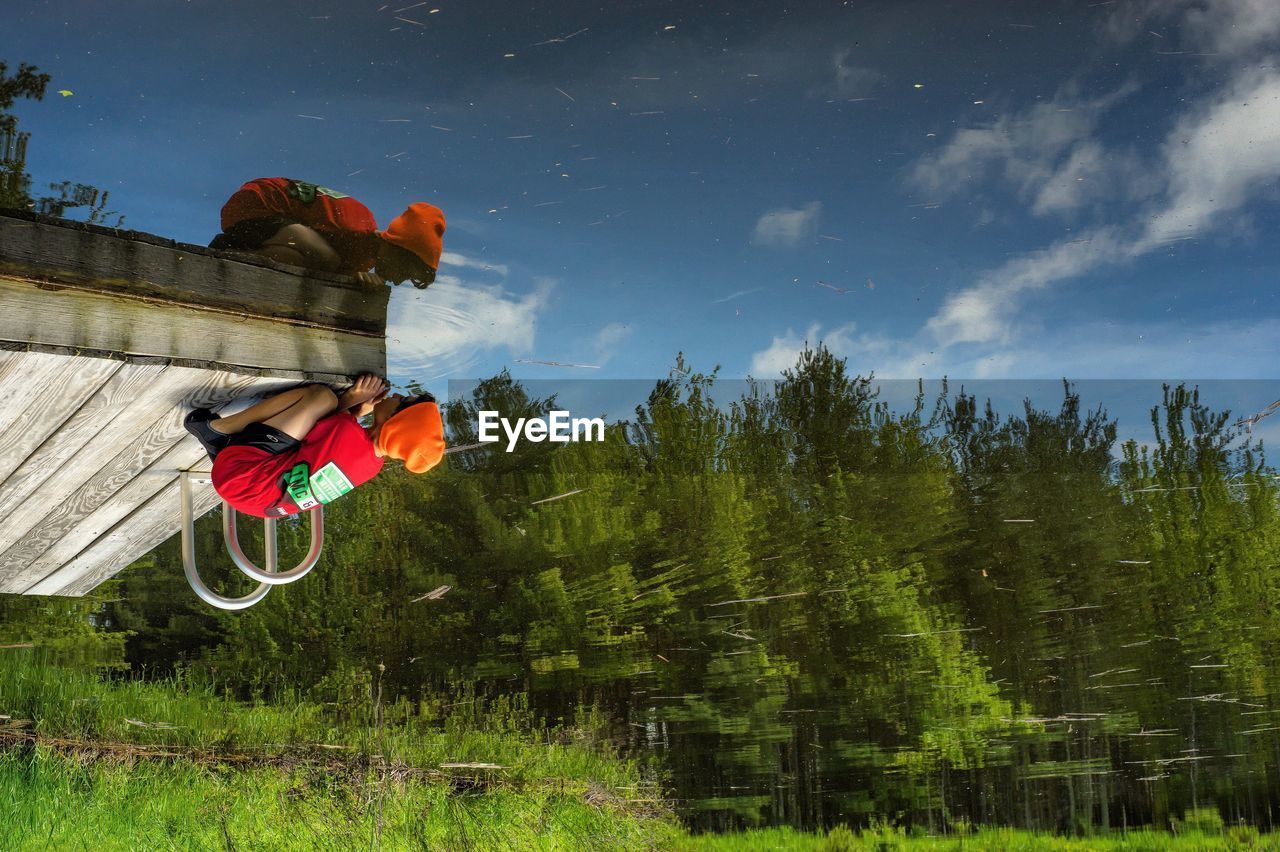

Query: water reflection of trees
<box><xmin>0</xmin><ymin>61</ymin><xmax>121</xmax><ymax>224</ymax></box>
<box><xmin>7</xmin><ymin>347</ymin><xmax>1279</xmax><ymax>834</ymax></box>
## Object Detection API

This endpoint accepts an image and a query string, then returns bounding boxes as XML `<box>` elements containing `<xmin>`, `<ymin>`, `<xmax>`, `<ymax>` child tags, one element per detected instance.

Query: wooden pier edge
<box><xmin>0</xmin><ymin>210</ymin><xmax>389</xmax><ymax>596</ymax></box>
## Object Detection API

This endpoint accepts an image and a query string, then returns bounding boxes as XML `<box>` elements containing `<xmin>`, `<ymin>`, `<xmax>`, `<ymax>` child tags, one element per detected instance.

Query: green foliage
<box><xmin>0</xmin><ymin>647</ymin><xmax>675</xmax><ymax>818</ymax></box>
<box><xmin>0</xmin><ymin>61</ymin><xmax>49</xmax><ymax>209</ymax></box>
<box><xmin>74</xmin><ymin>346</ymin><xmax>1280</xmax><ymax>834</ymax></box>
<box><xmin>0</xmin><ymin>62</ymin><xmax>50</xmax><ymax>110</ymax></box>
<box><xmin>820</xmin><ymin>823</ymin><xmax>860</xmax><ymax>851</ymax></box>
<box><xmin>0</xmin><ymin>748</ymin><xmax>679</xmax><ymax>851</ymax></box>
<box><xmin>671</xmin><ymin>824</ymin><xmax>1272</xmax><ymax>850</ymax></box>
<box><xmin>34</xmin><ymin>179</ymin><xmax>124</xmax><ymax>226</ymax></box>
<box><xmin>0</xmin><ymin>580</ymin><xmax>126</xmax><ymax>665</ymax></box>
<box><xmin>0</xmin><ymin>60</ymin><xmax>123</xmax><ymax>222</ymax></box>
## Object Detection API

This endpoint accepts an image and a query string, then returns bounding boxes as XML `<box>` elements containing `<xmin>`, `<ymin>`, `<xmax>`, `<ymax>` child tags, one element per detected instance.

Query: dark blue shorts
<box><xmin>209</xmin><ymin>216</ymin><xmax>295</xmax><ymax>251</ymax></box>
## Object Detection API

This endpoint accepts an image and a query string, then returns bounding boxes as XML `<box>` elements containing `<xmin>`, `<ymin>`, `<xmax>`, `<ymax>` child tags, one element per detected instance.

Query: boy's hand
<box><xmin>338</xmin><ymin>373</ymin><xmax>387</xmax><ymax>412</ymax></box>
<box><xmin>354</xmin><ymin>389</ymin><xmax>388</xmax><ymax>418</ymax></box>
<box><xmin>356</xmin><ymin>271</ymin><xmax>385</xmax><ymax>289</ymax></box>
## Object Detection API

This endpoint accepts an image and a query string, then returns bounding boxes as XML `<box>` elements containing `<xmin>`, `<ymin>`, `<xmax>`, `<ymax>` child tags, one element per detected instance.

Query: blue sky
<box><xmin>6</xmin><ymin>0</ymin><xmax>1280</xmax><ymax>435</ymax></box>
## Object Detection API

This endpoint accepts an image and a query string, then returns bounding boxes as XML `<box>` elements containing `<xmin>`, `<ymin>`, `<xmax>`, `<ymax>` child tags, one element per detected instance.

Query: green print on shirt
<box><xmin>282</xmin><ymin>462</ymin><xmax>320</xmax><ymax>511</ymax></box>
<box><xmin>309</xmin><ymin>462</ymin><xmax>354</xmax><ymax>504</ymax></box>
<box><xmin>286</xmin><ymin>180</ymin><xmax>350</xmax><ymax>205</ymax></box>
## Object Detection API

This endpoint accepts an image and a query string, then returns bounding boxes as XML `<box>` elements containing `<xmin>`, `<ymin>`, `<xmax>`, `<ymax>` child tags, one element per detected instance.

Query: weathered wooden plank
<box><xmin>0</xmin><ymin>348</ymin><xmax>29</xmax><ymax>386</ymax></box>
<box><xmin>0</xmin><ymin>355</ymin><xmax>122</xmax><ymax>485</ymax></box>
<box><xmin>0</xmin><ymin>362</ymin><xmax>170</xmax><ymax>548</ymax></box>
<box><xmin>35</xmin><ymin>475</ymin><xmax>224</xmax><ymax>598</ymax></box>
<box><xmin>0</xmin><ymin>277</ymin><xmax>384</xmax><ymax>379</ymax></box>
<box><xmin>0</xmin><ymin>211</ymin><xmax>388</xmax><ymax>334</ymax></box>
<box><xmin>11</xmin><ymin>440</ymin><xmax>207</xmax><ymax>594</ymax></box>
<box><xmin>0</xmin><ymin>349</ymin><xmax>60</xmax><ymax>436</ymax></box>
<box><xmin>0</xmin><ymin>368</ymin><xmax>293</xmax><ymax>593</ymax></box>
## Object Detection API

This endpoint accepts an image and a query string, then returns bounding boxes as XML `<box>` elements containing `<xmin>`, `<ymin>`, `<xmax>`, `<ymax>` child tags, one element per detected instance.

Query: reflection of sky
<box><xmin>7</xmin><ymin>0</ymin><xmax>1280</xmax><ymax>401</ymax></box>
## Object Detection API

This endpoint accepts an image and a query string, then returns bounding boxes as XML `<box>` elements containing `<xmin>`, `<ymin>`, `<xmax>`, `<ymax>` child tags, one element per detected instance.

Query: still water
<box><xmin>4</xmin><ymin>0</ymin><xmax>1280</xmax><ymax>836</ymax></box>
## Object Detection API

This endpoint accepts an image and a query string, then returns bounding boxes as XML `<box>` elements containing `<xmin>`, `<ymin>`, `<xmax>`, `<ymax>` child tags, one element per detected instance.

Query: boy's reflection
<box><xmin>209</xmin><ymin>177</ymin><xmax>443</xmax><ymax>289</ymax></box>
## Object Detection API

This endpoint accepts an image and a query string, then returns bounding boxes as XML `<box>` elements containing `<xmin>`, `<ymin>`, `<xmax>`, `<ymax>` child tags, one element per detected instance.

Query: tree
<box><xmin>0</xmin><ymin>61</ymin><xmax>50</xmax><ymax>209</ymax></box>
<box><xmin>0</xmin><ymin>60</ymin><xmax>123</xmax><ymax>224</ymax></box>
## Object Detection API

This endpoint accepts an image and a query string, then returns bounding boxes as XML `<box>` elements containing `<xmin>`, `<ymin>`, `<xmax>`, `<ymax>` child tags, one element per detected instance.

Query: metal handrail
<box><xmin>179</xmin><ymin>470</ymin><xmax>324</xmax><ymax>610</ymax></box>
<box><xmin>224</xmin><ymin>499</ymin><xmax>324</xmax><ymax>585</ymax></box>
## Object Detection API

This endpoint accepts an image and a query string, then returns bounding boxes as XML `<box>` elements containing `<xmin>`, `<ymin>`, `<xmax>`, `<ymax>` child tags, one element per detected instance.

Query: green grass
<box><xmin>0</xmin><ymin>747</ymin><xmax>676</xmax><ymax>850</ymax></box>
<box><xmin>671</xmin><ymin>824</ymin><xmax>1280</xmax><ymax>851</ymax></box>
<box><xmin>0</xmin><ymin>651</ymin><xmax>680</xmax><ymax>850</ymax></box>
<box><xmin>6</xmin><ymin>652</ymin><xmax>1280</xmax><ymax>850</ymax></box>
<box><xmin>0</xmin><ymin>651</ymin><xmax>650</xmax><ymax>794</ymax></box>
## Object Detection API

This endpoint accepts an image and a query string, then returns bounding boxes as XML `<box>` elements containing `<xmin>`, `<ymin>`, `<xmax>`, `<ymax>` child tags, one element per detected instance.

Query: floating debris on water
<box><xmin>513</xmin><ymin>359</ymin><xmax>600</xmax><ymax>369</ymax></box>
<box><xmin>530</xmin><ymin>488</ymin><xmax>587</xmax><ymax>506</ymax></box>
<box><xmin>892</xmin><ymin>627</ymin><xmax>984</xmax><ymax>638</ymax></box>
<box><xmin>707</xmin><ymin>592</ymin><xmax>810</xmax><ymax>607</ymax></box>
<box><xmin>410</xmin><ymin>585</ymin><xmax>452</xmax><ymax>603</ymax></box>
<box><xmin>444</xmin><ymin>442</ymin><xmax>489</xmax><ymax>455</ymax></box>
<box><xmin>535</xmin><ymin>27</ymin><xmax>589</xmax><ymax>46</ymax></box>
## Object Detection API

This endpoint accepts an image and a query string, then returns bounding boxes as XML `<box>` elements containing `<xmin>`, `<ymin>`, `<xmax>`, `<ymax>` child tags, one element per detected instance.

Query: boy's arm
<box><xmin>338</xmin><ymin>374</ymin><xmax>388</xmax><ymax>417</ymax></box>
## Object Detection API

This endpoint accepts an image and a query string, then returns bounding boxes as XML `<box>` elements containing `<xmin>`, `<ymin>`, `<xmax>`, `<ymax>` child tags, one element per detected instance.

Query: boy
<box><xmin>209</xmin><ymin>177</ymin><xmax>445</xmax><ymax>289</ymax></box>
<box><xmin>185</xmin><ymin>374</ymin><xmax>445</xmax><ymax>518</ymax></box>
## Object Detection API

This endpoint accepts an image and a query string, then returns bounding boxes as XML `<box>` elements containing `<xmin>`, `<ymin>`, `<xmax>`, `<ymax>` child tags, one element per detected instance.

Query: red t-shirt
<box><xmin>211</xmin><ymin>412</ymin><xmax>385</xmax><ymax>518</ymax></box>
<box><xmin>219</xmin><ymin>177</ymin><xmax>381</xmax><ymax>275</ymax></box>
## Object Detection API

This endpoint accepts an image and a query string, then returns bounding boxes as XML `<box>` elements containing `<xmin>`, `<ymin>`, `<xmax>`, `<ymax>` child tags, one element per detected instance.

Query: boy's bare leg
<box><xmin>256</xmin><ymin>224</ymin><xmax>342</xmax><ymax>272</ymax></box>
<box><xmin>210</xmin><ymin>386</ymin><xmax>319</xmax><ymax>437</ymax></box>
<box><xmin>259</xmin><ymin>385</ymin><xmax>341</xmax><ymax>441</ymax></box>
<box><xmin>209</xmin><ymin>374</ymin><xmax>385</xmax><ymax>442</ymax></box>
<box><xmin>258</xmin><ymin>375</ymin><xmax>384</xmax><ymax>440</ymax></box>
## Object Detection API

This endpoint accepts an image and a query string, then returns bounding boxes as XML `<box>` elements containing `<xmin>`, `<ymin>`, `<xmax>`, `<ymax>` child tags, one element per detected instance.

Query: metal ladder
<box><xmin>179</xmin><ymin>471</ymin><xmax>324</xmax><ymax>610</ymax></box>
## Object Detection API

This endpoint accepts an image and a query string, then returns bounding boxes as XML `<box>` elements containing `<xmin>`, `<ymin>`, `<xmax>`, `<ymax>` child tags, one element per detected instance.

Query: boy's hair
<box><xmin>377</xmin><ymin>242</ymin><xmax>437</xmax><ymax>289</ymax></box>
<box><xmin>396</xmin><ymin>391</ymin><xmax>435</xmax><ymax>414</ymax></box>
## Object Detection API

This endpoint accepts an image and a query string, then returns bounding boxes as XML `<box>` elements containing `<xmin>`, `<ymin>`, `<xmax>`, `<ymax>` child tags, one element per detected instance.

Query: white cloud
<box><xmin>750</xmin><ymin>322</ymin><xmax>890</xmax><ymax>376</ymax></box>
<box><xmin>712</xmin><ymin>287</ymin><xmax>763</xmax><ymax>304</ymax></box>
<box><xmin>1133</xmin><ymin>66</ymin><xmax>1280</xmax><ymax>250</ymax></box>
<box><xmin>918</xmin><ymin>64</ymin><xmax>1280</xmax><ymax>351</ymax></box>
<box><xmin>590</xmin><ymin>322</ymin><xmax>633</xmax><ymax>365</ymax></box>
<box><xmin>1106</xmin><ymin>0</ymin><xmax>1280</xmax><ymax>59</ymax></box>
<box><xmin>440</xmin><ymin>250</ymin><xmax>509</xmax><ymax>277</ymax></box>
<box><xmin>753</xmin><ymin>316</ymin><xmax>1280</xmax><ymax>381</ymax></box>
<box><xmin>923</xmin><ymin>317</ymin><xmax>1280</xmax><ymax>379</ymax></box>
<box><xmin>1188</xmin><ymin>0</ymin><xmax>1280</xmax><ymax>56</ymax></box>
<box><xmin>387</xmin><ymin>259</ymin><xmax>552</xmax><ymax>378</ymax></box>
<box><xmin>909</xmin><ymin>85</ymin><xmax>1138</xmax><ymax>216</ymax></box>
<box><xmin>752</xmin><ymin>201</ymin><xmax>821</xmax><ymax>247</ymax></box>
<box><xmin>831</xmin><ymin>50</ymin><xmax>878</xmax><ymax>99</ymax></box>
<box><xmin>751</xmin><ymin>325</ymin><xmax>818</xmax><ymax>375</ymax></box>
<box><xmin>1030</xmin><ymin>140</ymin><xmax>1110</xmax><ymax>216</ymax></box>
<box><xmin>926</xmin><ymin>227</ymin><xmax>1126</xmax><ymax>347</ymax></box>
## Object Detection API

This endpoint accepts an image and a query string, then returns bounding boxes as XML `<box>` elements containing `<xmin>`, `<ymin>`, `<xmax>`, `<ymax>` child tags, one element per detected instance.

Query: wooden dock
<box><xmin>0</xmin><ymin>210</ymin><xmax>388</xmax><ymax>596</ymax></box>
